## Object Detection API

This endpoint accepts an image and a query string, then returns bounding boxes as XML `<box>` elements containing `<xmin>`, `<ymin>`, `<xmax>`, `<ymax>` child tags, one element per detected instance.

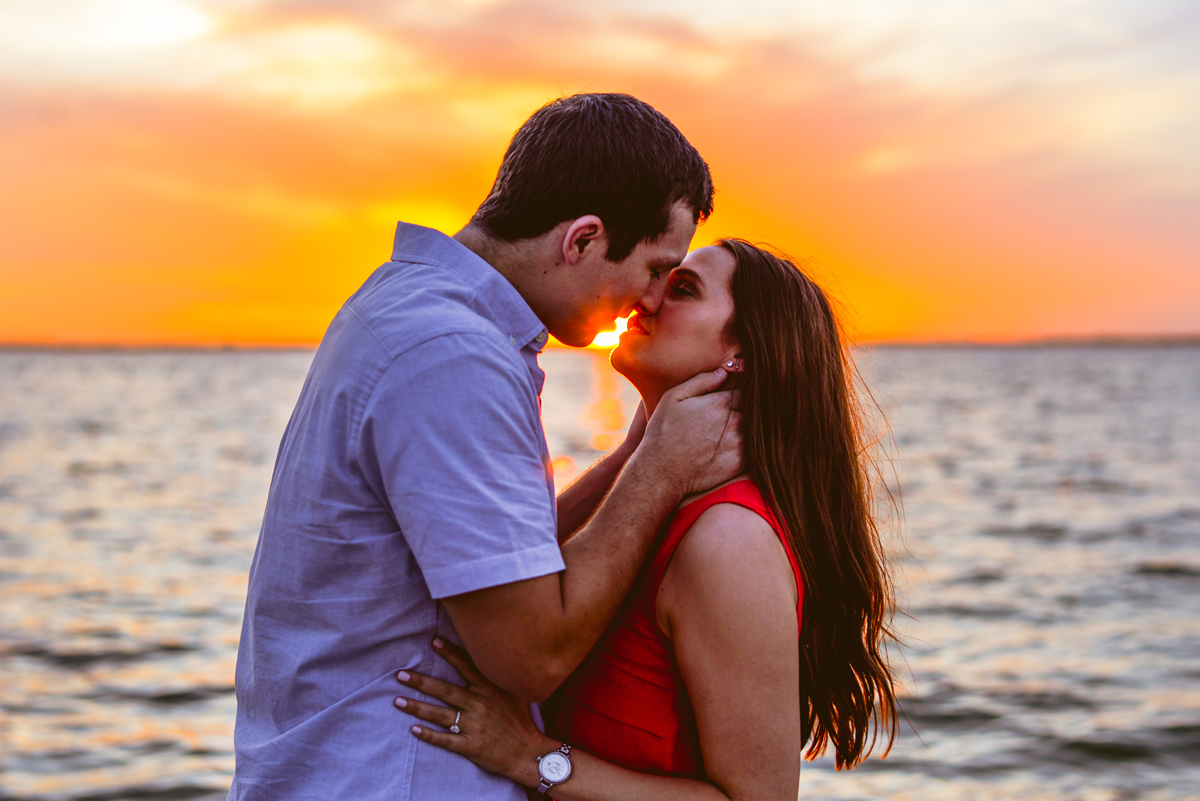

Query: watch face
<box><xmin>539</xmin><ymin>751</ymin><xmax>572</xmax><ymax>783</ymax></box>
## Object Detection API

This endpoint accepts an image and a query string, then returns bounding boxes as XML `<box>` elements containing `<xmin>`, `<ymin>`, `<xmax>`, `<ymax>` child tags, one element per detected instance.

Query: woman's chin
<box><xmin>610</xmin><ymin>345</ymin><xmax>651</xmax><ymax>388</ymax></box>
<box><xmin>609</xmin><ymin>343</ymin><xmax>634</xmax><ymax>377</ymax></box>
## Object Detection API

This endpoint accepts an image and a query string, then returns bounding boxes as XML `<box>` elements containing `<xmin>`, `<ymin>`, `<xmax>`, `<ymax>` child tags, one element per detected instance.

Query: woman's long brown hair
<box><xmin>719</xmin><ymin>238</ymin><xmax>898</xmax><ymax>769</ymax></box>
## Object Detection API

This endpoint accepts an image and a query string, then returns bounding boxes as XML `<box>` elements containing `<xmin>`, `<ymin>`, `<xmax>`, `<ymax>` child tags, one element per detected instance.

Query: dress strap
<box><xmin>643</xmin><ymin>480</ymin><xmax>801</xmax><ymax>626</ymax></box>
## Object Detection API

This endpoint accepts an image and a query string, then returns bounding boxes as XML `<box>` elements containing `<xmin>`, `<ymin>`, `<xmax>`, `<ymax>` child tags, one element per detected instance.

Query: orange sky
<box><xmin>1</xmin><ymin>0</ymin><xmax>1198</xmax><ymax>345</ymax></box>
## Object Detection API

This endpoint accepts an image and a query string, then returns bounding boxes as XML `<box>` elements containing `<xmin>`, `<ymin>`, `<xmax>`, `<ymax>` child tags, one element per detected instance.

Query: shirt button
<box><xmin>509</xmin><ymin>336</ymin><xmax>516</xmax><ymax>346</ymax></box>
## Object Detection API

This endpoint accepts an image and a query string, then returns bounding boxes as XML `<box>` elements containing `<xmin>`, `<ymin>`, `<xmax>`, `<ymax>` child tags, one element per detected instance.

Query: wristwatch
<box><xmin>536</xmin><ymin>743</ymin><xmax>573</xmax><ymax>794</ymax></box>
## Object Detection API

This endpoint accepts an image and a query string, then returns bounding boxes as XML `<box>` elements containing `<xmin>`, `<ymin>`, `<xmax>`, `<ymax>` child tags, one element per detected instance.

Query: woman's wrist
<box><xmin>507</xmin><ymin>732</ymin><xmax>562</xmax><ymax>788</ymax></box>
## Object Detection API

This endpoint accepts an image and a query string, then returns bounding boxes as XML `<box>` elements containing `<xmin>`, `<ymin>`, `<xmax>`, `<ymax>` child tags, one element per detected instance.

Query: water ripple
<box><xmin>2</xmin><ymin>346</ymin><xmax>1198</xmax><ymax>800</ymax></box>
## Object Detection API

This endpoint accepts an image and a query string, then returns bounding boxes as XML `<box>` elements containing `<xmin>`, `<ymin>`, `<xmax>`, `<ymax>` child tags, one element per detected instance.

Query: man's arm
<box><xmin>443</xmin><ymin>370</ymin><xmax>741</xmax><ymax>701</ymax></box>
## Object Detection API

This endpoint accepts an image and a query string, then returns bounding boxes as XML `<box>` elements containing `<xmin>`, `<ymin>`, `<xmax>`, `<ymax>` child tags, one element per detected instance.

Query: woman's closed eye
<box><xmin>668</xmin><ymin>275</ymin><xmax>695</xmax><ymax>298</ymax></box>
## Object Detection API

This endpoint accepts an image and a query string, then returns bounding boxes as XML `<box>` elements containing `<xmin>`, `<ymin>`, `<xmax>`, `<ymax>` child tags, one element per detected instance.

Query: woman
<box><xmin>393</xmin><ymin>240</ymin><xmax>898</xmax><ymax>799</ymax></box>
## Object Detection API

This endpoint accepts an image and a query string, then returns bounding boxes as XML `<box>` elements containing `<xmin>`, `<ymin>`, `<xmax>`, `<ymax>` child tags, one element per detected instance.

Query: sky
<box><xmin>1</xmin><ymin>0</ymin><xmax>1198</xmax><ymax>345</ymax></box>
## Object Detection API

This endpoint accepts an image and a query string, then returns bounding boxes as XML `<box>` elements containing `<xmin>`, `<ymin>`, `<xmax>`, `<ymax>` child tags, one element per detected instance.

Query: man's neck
<box><xmin>454</xmin><ymin>225</ymin><xmax>535</xmax><ymax>287</ymax></box>
<box><xmin>454</xmin><ymin>223</ymin><xmax>564</xmax><ymax>332</ymax></box>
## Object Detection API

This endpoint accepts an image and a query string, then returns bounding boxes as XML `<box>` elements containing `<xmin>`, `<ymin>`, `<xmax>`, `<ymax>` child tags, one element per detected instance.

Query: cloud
<box><xmin>0</xmin><ymin>0</ymin><xmax>214</xmax><ymax>53</ymax></box>
<box><xmin>0</xmin><ymin>6</ymin><xmax>427</xmax><ymax>111</ymax></box>
<box><xmin>2</xmin><ymin>0</ymin><xmax>1198</xmax><ymax>343</ymax></box>
<box><xmin>3</xmin><ymin>0</ymin><xmax>1197</xmax><ymax>193</ymax></box>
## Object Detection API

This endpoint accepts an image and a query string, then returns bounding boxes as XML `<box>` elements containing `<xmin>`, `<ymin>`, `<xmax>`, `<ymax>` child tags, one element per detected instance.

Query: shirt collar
<box><xmin>391</xmin><ymin>222</ymin><xmax>549</xmax><ymax>352</ymax></box>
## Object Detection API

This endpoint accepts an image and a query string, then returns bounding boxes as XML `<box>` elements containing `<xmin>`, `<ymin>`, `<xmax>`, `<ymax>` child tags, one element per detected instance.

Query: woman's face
<box><xmin>611</xmin><ymin>245</ymin><xmax>738</xmax><ymax>401</ymax></box>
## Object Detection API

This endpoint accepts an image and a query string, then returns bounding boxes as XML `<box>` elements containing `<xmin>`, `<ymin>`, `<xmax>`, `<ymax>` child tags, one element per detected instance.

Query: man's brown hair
<box><xmin>472</xmin><ymin>93</ymin><xmax>714</xmax><ymax>262</ymax></box>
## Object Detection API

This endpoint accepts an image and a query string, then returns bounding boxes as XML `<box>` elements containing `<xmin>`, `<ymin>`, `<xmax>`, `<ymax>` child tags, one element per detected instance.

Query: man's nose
<box><xmin>636</xmin><ymin>276</ymin><xmax>668</xmax><ymax>316</ymax></box>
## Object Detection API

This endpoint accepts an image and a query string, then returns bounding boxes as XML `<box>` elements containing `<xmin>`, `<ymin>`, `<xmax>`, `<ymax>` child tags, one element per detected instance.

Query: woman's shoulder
<box><xmin>656</xmin><ymin>480</ymin><xmax>800</xmax><ymax>636</ymax></box>
<box><xmin>650</xmin><ymin>478</ymin><xmax>773</xmax><ymax>588</ymax></box>
<box><xmin>674</xmin><ymin>497</ymin><xmax>790</xmax><ymax>585</ymax></box>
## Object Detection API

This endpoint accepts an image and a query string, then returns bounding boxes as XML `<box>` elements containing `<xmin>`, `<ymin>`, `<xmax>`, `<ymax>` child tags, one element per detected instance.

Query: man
<box><xmin>229</xmin><ymin>93</ymin><xmax>740</xmax><ymax>799</ymax></box>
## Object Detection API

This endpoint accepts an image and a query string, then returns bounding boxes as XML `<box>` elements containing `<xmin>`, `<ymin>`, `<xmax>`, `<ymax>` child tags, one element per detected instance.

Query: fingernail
<box><xmin>397</xmin><ymin>671</ymin><xmax>410</xmax><ymax>683</ymax></box>
<box><xmin>394</xmin><ymin>697</ymin><xmax>408</xmax><ymax>708</ymax></box>
<box><xmin>432</xmin><ymin>637</ymin><xmax>444</xmax><ymax>648</ymax></box>
<box><xmin>411</xmin><ymin>725</ymin><xmax>422</xmax><ymax>735</ymax></box>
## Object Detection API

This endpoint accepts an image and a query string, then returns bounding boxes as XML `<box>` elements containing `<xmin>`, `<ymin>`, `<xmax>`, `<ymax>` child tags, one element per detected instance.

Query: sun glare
<box><xmin>591</xmin><ymin>317</ymin><xmax>629</xmax><ymax>348</ymax></box>
<box><xmin>97</xmin><ymin>0</ymin><xmax>212</xmax><ymax>47</ymax></box>
<box><xmin>2</xmin><ymin>0</ymin><xmax>214</xmax><ymax>52</ymax></box>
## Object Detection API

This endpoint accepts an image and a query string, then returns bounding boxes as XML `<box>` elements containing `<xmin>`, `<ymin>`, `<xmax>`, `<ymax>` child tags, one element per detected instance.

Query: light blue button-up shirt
<box><xmin>229</xmin><ymin>223</ymin><xmax>564</xmax><ymax>800</ymax></box>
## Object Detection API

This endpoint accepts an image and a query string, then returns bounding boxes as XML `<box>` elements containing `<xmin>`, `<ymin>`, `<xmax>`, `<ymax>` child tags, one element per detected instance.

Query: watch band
<box><xmin>536</xmin><ymin>744</ymin><xmax>572</xmax><ymax>795</ymax></box>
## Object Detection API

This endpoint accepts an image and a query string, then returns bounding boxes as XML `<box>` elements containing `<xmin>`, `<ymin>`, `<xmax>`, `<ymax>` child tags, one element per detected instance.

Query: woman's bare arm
<box><xmin>656</xmin><ymin>502</ymin><xmax>802</xmax><ymax>800</ymax></box>
<box><xmin>536</xmin><ymin>503</ymin><xmax>802</xmax><ymax>801</ymax></box>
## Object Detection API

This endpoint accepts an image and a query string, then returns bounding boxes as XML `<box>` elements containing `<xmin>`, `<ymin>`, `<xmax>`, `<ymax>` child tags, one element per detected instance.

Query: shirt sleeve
<box><xmin>356</xmin><ymin>331</ymin><xmax>564</xmax><ymax>599</ymax></box>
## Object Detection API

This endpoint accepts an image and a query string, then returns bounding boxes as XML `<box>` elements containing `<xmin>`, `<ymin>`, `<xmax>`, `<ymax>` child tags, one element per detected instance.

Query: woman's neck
<box><xmin>633</xmin><ymin>378</ymin><xmax>747</xmax><ymax>507</ymax></box>
<box><xmin>640</xmin><ymin>390</ymin><xmax>665</xmax><ymax>419</ymax></box>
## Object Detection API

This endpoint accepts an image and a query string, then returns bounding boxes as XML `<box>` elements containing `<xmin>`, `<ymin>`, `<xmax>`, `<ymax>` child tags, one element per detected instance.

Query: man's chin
<box><xmin>557</xmin><ymin>330</ymin><xmax>598</xmax><ymax>348</ymax></box>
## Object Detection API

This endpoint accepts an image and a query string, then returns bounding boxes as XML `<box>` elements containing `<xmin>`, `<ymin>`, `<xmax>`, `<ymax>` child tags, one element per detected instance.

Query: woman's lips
<box><xmin>626</xmin><ymin>316</ymin><xmax>648</xmax><ymax>335</ymax></box>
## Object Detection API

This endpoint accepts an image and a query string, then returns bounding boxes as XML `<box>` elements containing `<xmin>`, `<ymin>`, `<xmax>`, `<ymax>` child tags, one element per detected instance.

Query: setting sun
<box><xmin>590</xmin><ymin>317</ymin><xmax>629</xmax><ymax>349</ymax></box>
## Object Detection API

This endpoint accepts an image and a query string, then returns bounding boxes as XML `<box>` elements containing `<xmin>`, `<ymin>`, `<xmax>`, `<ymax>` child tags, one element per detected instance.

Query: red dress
<box><xmin>544</xmin><ymin>479</ymin><xmax>804</xmax><ymax>778</ymax></box>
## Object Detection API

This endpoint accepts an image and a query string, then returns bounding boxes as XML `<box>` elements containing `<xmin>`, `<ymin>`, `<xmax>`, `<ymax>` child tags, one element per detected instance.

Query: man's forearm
<box><xmin>555</xmin><ymin>444</ymin><xmax>635</xmax><ymax>543</ymax></box>
<box><xmin>546</xmin><ymin>447</ymin><xmax>682</xmax><ymax>676</ymax></box>
<box><xmin>443</xmin><ymin>369</ymin><xmax>739</xmax><ymax>700</ymax></box>
<box><xmin>444</xmin><ymin>445</ymin><xmax>682</xmax><ymax>700</ymax></box>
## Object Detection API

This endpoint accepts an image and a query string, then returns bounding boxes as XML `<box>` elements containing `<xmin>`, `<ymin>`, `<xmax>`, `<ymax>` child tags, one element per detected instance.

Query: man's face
<box><xmin>559</xmin><ymin>201</ymin><xmax>697</xmax><ymax>347</ymax></box>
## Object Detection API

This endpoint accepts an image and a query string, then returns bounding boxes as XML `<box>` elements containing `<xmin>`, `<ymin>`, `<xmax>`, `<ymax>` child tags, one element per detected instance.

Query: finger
<box><xmin>393</xmin><ymin>696</ymin><xmax>459</xmax><ymax>728</ymax></box>
<box><xmin>431</xmin><ymin>638</ymin><xmax>490</xmax><ymax>688</ymax></box>
<box><xmin>410</xmin><ymin>724</ymin><xmax>472</xmax><ymax>756</ymax></box>
<box><xmin>664</xmin><ymin>366</ymin><xmax>728</xmax><ymax>401</ymax></box>
<box><xmin>725</xmin><ymin>414</ymin><xmax>742</xmax><ymax>438</ymax></box>
<box><xmin>396</xmin><ymin>670</ymin><xmax>475</xmax><ymax>710</ymax></box>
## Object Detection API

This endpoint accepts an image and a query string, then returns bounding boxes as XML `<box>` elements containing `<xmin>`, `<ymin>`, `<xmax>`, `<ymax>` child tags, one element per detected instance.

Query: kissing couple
<box><xmin>229</xmin><ymin>93</ymin><xmax>897</xmax><ymax>800</ymax></box>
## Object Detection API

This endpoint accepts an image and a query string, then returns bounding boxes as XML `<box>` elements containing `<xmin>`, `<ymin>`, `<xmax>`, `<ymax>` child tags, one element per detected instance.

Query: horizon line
<box><xmin>3</xmin><ymin>333</ymin><xmax>1199</xmax><ymax>353</ymax></box>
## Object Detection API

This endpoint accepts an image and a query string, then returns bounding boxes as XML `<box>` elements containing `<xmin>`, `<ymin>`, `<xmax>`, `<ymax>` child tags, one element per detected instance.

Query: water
<box><xmin>1</xmin><ymin>346</ymin><xmax>1197</xmax><ymax>801</ymax></box>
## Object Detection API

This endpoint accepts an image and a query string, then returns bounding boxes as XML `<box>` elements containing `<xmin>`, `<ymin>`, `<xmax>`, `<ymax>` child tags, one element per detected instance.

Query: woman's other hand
<box><xmin>394</xmin><ymin>638</ymin><xmax>556</xmax><ymax>787</ymax></box>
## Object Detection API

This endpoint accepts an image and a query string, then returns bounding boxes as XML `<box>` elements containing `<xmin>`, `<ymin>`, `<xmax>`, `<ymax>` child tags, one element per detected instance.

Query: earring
<box><xmin>724</xmin><ymin>358</ymin><xmax>744</xmax><ymax>372</ymax></box>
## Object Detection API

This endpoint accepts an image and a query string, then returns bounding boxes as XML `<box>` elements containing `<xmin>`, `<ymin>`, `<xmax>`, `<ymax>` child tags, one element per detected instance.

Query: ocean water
<box><xmin>1</xmin><ymin>346</ymin><xmax>1197</xmax><ymax>801</ymax></box>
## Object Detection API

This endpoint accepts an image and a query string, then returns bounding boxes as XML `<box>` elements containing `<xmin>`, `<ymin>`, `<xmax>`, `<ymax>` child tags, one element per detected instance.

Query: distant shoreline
<box><xmin>2</xmin><ymin>335</ymin><xmax>1199</xmax><ymax>353</ymax></box>
<box><xmin>864</xmin><ymin>335</ymin><xmax>1200</xmax><ymax>349</ymax></box>
<box><xmin>0</xmin><ymin>343</ymin><xmax>320</xmax><ymax>353</ymax></box>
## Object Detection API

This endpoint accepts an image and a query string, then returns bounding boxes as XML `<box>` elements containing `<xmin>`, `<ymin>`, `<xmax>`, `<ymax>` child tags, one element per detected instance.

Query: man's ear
<box><xmin>562</xmin><ymin>215</ymin><xmax>607</xmax><ymax>265</ymax></box>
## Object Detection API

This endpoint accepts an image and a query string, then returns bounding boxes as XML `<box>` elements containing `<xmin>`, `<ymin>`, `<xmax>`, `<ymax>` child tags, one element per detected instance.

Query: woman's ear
<box><xmin>721</xmin><ymin>355</ymin><xmax>745</xmax><ymax>373</ymax></box>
